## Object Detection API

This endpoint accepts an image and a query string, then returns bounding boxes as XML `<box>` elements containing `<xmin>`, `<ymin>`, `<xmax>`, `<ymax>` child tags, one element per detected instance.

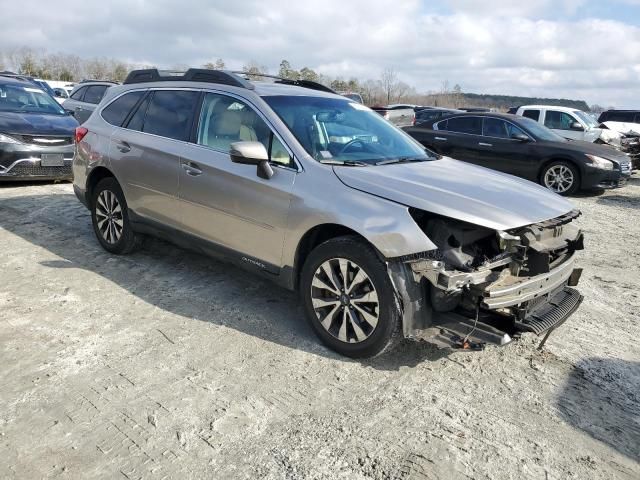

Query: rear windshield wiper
<box><xmin>374</xmin><ymin>157</ymin><xmax>427</xmax><ymax>166</ymax></box>
<box><xmin>319</xmin><ymin>159</ymin><xmax>370</xmax><ymax>166</ymax></box>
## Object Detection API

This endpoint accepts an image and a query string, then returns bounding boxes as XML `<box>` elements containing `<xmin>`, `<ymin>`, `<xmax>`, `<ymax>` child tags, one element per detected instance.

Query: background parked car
<box><xmin>338</xmin><ymin>92</ymin><xmax>364</xmax><ymax>104</ymax></box>
<box><xmin>415</xmin><ymin>107</ymin><xmax>463</xmax><ymax>124</ymax></box>
<box><xmin>515</xmin><ymin>105</ymin><xmax>624</xmax><ymax>147</ymax></box>
<box><xmin>64</xmin><ymin>81</ymin><xmax>117</xmax><ymax>123</ymax></box>
<box><xmin>52</xmin><ymin>87</ymin><xmax>70</xmax><ymax>103</ymax></box>
<box><xmin>404</xmin><ymin>112</ymin><xmax>632</xmax><ymax>195</ymax></box>
<box><xmin>0</xmin><ymin>75</ymin><xmax>78</xmax><ymax>181</ymax></box>
<box><xmin>371</xmin><ymin>105</ymin><xmax>415</xmax><ymax>127</ymax></box>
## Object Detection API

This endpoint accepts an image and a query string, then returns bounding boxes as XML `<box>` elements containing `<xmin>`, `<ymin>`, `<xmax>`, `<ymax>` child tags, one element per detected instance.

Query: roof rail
<box><xmin>123</xmin><ymin>68</ymin><xmax>254</xmax><ymax>90</ymax></box>
<box><xmin>79</xmin><ymin>79</ymin><xmax>119</xmax><ymax>84</ymax></box>
<box><xmin>231</xmin><ymin>71</ymin><xmax>336</xmax><ymax>94</ymax></box>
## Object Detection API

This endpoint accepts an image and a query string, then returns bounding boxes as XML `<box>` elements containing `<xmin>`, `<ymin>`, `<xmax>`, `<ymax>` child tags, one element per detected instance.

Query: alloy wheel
<box><xmin>95</xmin><ymin>190</ymin><xmax>123</xmax><ymax>244</ymax></box>
<box><xmin>310</xmin><ymin>258</ymin><xmax>379</xmax><ymax>343</ymax></box>
<box><xmin>544</xmin><ymin>165</ymin><xmax>574</xmax><ymax>193</ymax></box>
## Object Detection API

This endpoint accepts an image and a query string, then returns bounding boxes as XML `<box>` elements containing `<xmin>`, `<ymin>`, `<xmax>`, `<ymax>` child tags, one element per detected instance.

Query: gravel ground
<box><xmin>0</xmin><ymin>179</ymin><xmax>638</xmax><ymax>480</ymax></box>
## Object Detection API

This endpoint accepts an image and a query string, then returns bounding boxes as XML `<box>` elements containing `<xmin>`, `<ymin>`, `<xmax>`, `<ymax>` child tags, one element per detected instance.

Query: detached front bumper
<box><xmin>393</xmin><ymin>251</ymin><xmax>583</xmax><ymax>349</ymax></box>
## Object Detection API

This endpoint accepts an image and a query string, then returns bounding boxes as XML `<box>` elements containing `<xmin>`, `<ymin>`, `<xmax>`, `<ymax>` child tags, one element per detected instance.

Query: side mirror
<box><xmin>230</xmin><ymin>141</ymin><xmax>274</xmax><ymax>179</ymax></box>
<box><xmin>570</xmin><ymin>121</ymin><xmax>584</xmax><ymax>131</ymax></box>
<box><xmin>511</xmin><ymin>133</ymin><xmax>530</xmax><ymax>142</ymax></box>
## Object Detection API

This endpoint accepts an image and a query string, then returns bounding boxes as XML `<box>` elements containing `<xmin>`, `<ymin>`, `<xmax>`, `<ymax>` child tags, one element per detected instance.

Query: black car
<box><xmin>415</xmin><ymin>107</ymin><xmax>463</xmax><ymax>125</ymax></box>
<box><xmin>598</xmin><ymin>110</ymin><xmax>640</xmax><ymax>124</ymax></box>
<box><xmin>404</xmin><ymin>113</ymin><xmax>632</xmax><ymax>195</ymax></box>
<box><xmin>0</xmin><ymin>75</ymin><xmax>78</xmax><ymax>181</ymax></box>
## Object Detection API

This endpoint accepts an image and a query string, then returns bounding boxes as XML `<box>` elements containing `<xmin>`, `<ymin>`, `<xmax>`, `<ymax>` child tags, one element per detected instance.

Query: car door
<box><xmin>477</xmin><ymin>118</ymin><xmax>538</xmax><ymax>178</ymax></box>
<box><xmin>436</xmin><ymin>116</ymin><xmax>484</xmax><ymax>164</ymax></box>
<box><xmin>543</xmin><ymin>110</ymin><xmax>583</xmax><ymax>141</ymax></box>
<box><xmin>178</xmin><ymin>92</ymin><xmax>296</xmax><ymax>270</ymax></box>
<box><xmin>109</xmin><ymin>89</ymin><xmax>200</xmax><ymax>229</ymax></box>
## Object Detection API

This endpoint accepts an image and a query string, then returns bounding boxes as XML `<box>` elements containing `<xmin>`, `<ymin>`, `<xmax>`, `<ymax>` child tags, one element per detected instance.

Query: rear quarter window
<box><xmin>522</xmin><ymin>110</ymin><xmax>540</xmax><ymax>121</ymax></box>
<box><xmin>101</xmin><ymin>91</ymin><xmax>146</xmax><ymax>127</ymax></box>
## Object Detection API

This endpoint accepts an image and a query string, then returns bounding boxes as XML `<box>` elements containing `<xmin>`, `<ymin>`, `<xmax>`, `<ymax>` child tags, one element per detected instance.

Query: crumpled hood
<box><xmin>0</xmin><ymin>111</ymin><xmax>78</xmax><ymax>136</ymax></box>
<box><xmin>333</xmin><ymin>158</ymin><xmax>575</xmax><ymax>231</ymax></box>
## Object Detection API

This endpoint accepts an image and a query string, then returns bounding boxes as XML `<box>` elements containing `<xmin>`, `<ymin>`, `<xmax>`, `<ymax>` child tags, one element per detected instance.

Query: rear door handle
<box><xmin>75</xmin><ymin>106</ymin><xmax>82</xmax><ymax>110</ymax></box>
<box><xmin>434</xmin><ymin>137</ymin><xmax>447</xmax><ymax>141</ymax></box>
<box><xmin>181</xmin><ymin>161</ymin><xmax>203</xmax><ymax>176</ymax></box>
<box><xmin>478</xmin><ymin>142</ymin><xmax>493</xmax><ymax>147</ymax></box>
<box><xmin>116</xmin><ymin>141</ymin><xmax>131</xmax><ymax>153</ymax></box>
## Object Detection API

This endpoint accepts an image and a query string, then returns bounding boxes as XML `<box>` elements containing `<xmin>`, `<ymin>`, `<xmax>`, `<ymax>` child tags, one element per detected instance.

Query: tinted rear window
<box><xmin>70</xmin><ymin>87</ymin><xmax>86</xmax><ymax>100</ymax></box>
<box><xmin>141</xmin><ymin>90</ymin><xmax>200</xmax><ymax>141</ymax></box>
<box><xmin>102</xmin><ymin>91</ymin><xmax>146</xmax><ymax>126</ymax></box>
<box><xmin>83</xmin><ymin>85</ymin><xmax>108</xmax><ymax>104</ymax></box>
<box><xmin>522</xmin><ymin>110</ymin><xmax>540</xmax><ymax>121</ymax></box>
<box><xmin>446</xmin><ymin>116</ymin><xmax>482</xmax><ymax>135</ymax></box>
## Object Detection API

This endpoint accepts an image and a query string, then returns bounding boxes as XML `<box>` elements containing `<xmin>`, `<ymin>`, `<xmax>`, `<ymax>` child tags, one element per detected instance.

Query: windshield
<box><xmin>573</xmin><ymin>110</ymin><xmax>599</xmax><ymax>129</ymax></box>
<box><xmin>517</xmin><ymin>116</ymin><xmax>567</xmax><ymax>142</ymax></box>
<box><xmin>0</xmin><ymin>83</ymin><xmax>67</xmax><ymax>115</ymax></box>
<box><xmin>263</xmin><ymin>95</ymin><xmax>432</xmax><ymax>165</ymax></box>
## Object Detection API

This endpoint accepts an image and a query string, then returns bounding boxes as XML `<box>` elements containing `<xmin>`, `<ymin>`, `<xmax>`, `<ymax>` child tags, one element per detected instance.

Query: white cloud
<box><xmin>1</xmin><ymin>0</ymin><xmax>639</xmax><ymax>106</ymax></box>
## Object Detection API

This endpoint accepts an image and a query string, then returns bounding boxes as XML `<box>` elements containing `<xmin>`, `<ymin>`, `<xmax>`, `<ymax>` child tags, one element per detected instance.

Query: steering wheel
<box><xmin>337</xmin><ymin>138</ymin><xmax>366</xmax><ymax>156</ymax></box>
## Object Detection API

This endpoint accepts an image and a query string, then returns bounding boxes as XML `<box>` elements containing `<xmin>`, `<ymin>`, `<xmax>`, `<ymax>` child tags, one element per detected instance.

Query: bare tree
<box><xmin>380</xmin><ymin>68</ymin><xmax>398</xmax><ymax>104</ymax></box>
<box><xmin>242</xmin><ymin>61</ymin><xmax>268</xmax><ymax>79</ymax></box>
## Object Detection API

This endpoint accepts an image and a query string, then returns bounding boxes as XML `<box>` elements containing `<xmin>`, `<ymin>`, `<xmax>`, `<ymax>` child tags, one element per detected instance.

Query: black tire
<box><xmin>91</xmin><ymin>177</ymin><xmax>139</xmax><ymax>254</ymax></box>
<box><xmin>540</xmin><ymin>161</ymin><xmax>580</xmax><ymax>196</ymax></box>
<box><xmin>300</xmin><ymin>236</ymin><xmax>402</xmax><ymax>358</ymax></box>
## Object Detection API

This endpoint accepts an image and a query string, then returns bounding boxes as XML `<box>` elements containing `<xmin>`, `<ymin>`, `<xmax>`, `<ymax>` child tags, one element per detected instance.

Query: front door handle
<box><xmin>116</xmin><ymin>141</ymin><xmax>131</xmax><ymax>153</ymax></box>
<box><xmin>181</xmin><ymin>162</ymin><xmax>203</xmax><ymax>176</ymax></box>
<box><xmin>434</xmin><ymin>137</ymin><xmax>447</xmax><ymax>141</ymax></box>
<box><xmin>478</xmin><ymin>142</ymin><xmax>493</xmax><ymax>147</ymax></box>
<box><xmin>75</xmin><ymin>106</ymin><xmax>82</xmax><ymax>110</ymax></box>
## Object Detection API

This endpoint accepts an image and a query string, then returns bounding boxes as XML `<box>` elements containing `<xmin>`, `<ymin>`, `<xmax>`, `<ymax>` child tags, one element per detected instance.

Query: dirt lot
<box><xmin>0</xmin><ymin>179</ymin><xmax>638</xmax><ymax>480</ymax></box>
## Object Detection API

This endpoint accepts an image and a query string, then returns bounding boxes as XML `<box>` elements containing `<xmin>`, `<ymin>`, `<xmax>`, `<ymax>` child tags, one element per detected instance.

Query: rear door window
<box><xmin>446</xmin><ymin>116</ymin><xmax>482</xmax><ymax>135</ymax></box>
<box><xmin>522</xmin><ymin>109</ymin><xmax>540</xmax><ymax>121</ymax></box>
<box><xmin>141</xmin><ymin>90</ymin><xmax>200</xmax><ymax>141</ymax></box>
<box><xmin>70</xmin><ymin>87</ymin><xmax>86</xmax><ymax>101</ymax></box>
<box><xmin>83</xmin><ymin>85</ymin><xmax>108</xmax><ymax>105</ymax></box>
<box><xmin>544</xmin><ymin>111</ymin><xmax>576</xmax><ymax>130</ymax></box>
<box><xmin>101</xmin><ymin>91</ymin><xmax>146</xmax><ymax>127</ymax></box>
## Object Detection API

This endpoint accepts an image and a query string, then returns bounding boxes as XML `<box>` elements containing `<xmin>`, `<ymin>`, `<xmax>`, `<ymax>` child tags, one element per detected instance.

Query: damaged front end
<box><xmin>389</xmin><ymin>209</ymin><xmax>585</xmax><ymax>350</ymax></box>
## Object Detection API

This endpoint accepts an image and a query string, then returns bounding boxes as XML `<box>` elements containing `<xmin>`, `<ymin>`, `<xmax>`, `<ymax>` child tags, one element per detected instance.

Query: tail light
<box><xmin>75</xmin><ymin>127</ymin><xmax>88</xmax><ymax>144</ymax></box>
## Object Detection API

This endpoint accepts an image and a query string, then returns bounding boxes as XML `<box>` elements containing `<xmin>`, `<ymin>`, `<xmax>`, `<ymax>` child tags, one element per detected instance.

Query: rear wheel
<box><xmin>91</xmin><ymin>177</ymin><xmax>139</xmax><ymax>254</ymax></box>
<box><xmin>300</xmin><ymin>236</ymin><xmax>402</xmax><ymax>358</ymax></box>
<box><xmin>541</xmin><ymin>161</ymin><xmax>580</xmax><ymax>195</ymax></box>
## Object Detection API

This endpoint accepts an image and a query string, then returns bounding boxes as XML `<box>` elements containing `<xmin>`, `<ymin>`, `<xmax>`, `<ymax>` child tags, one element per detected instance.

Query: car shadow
<box><xmin>596</xmin><ymin>194</ymin><xmax>640</xmax><ymax>210</ymax></box>
<box><xmin>556</xmin><ymin>357</ymin><xmax>640</xmax><ymax>462</ymax></box>
<box><xmin>0</xmin><ymin>192</ymin><xmax>448</xmax><ymax>370</ymax></box>
<box><xmin>627</xmin><ymin>176</ymin><xmax>640</xmax><ymax>186</ymax></box>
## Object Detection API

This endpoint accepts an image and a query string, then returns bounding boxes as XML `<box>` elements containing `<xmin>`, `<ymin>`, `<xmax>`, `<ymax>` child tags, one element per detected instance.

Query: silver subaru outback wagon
<box><xmin>73</xmin><ymin>69</ymin><xmax>584</xmax><ymax>358</ymax></box>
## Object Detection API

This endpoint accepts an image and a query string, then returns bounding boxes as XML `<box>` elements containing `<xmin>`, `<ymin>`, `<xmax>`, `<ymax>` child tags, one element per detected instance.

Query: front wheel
<box><xmin>91</xmin><ymin>177</ymin><xmax>139</xmax><ymax>254</ymax></box>
<box><xmin>540</xmin><ymin>161</ymin><xmax>580</xmax><ymax>195</ymax></box>
<box><xmin>300</xmin><ymin>236</ymin><xmax>402</xmax><ymax>358</ymax></box>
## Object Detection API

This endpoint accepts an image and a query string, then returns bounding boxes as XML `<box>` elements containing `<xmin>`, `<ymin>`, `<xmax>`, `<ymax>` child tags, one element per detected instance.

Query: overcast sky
<box><xmin>2</xmin><ymin>0</ymin><xmax>639</xmax><ymax>107</ymax></box>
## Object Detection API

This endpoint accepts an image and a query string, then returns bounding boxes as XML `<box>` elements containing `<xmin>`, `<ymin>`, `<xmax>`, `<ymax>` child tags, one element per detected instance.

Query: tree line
<box><xmin>0</xmin><ymin>47</ymin><xmax>593</xmax><ymax>111</ymax></box>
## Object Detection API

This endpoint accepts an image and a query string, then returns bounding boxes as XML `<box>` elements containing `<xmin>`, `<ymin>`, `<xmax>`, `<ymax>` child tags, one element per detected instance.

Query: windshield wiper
<box><xmin>319</xmin><ymin>159</ymin><xmax>369</xmax><ymax>166</ymax></box>
<box><xmin>374</xmin><ymin>157</ymin><xmax>427</xmax><ymax>166</ymax></box>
